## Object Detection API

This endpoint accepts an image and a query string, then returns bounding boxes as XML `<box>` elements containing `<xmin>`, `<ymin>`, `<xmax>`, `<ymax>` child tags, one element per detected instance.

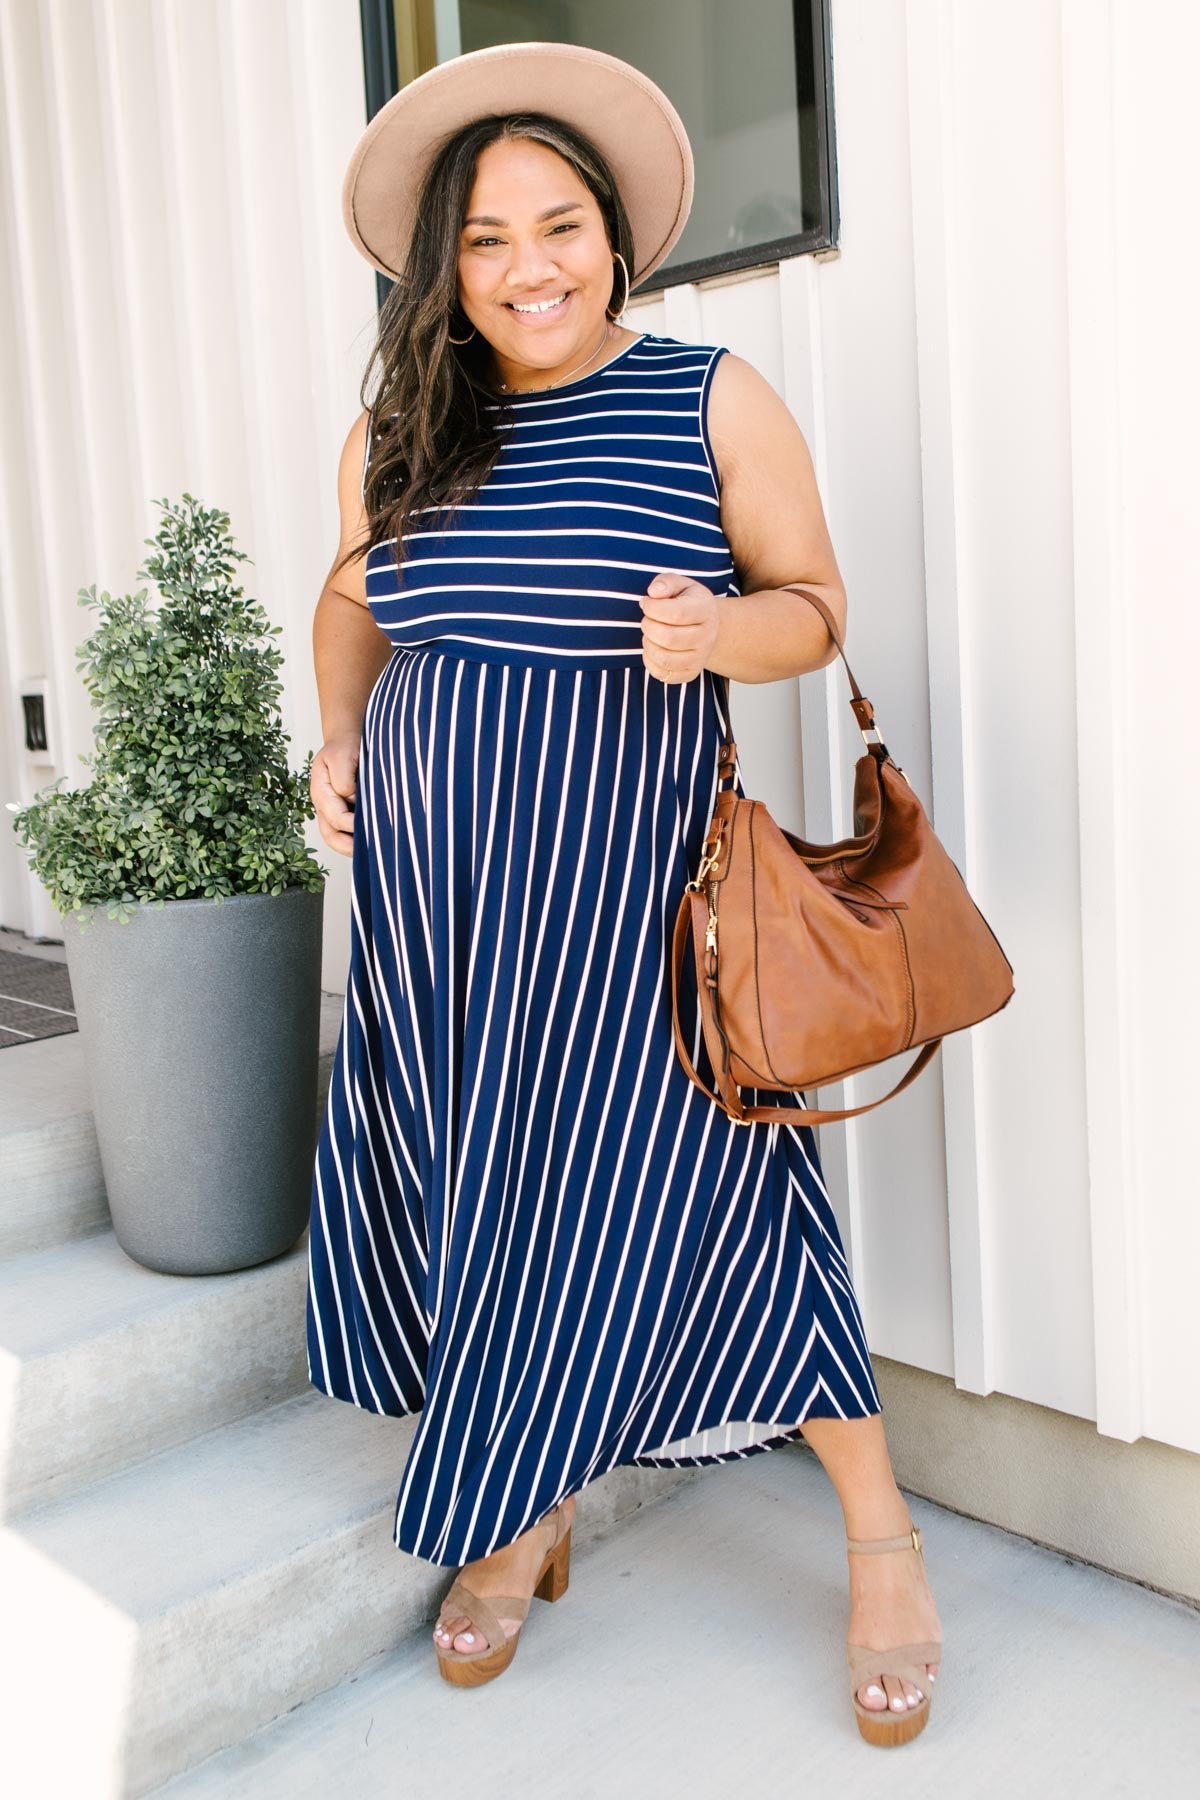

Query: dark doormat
<box><xmin>0</xmin><ymin>948</ymin><xmax>78</xmax><ymax>1047</ymax></box>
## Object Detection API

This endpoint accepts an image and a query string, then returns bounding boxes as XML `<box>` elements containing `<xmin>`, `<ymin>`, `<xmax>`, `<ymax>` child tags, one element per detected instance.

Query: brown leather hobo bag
<box><xmin>670</xmin><ymin>588</ymin><xmax>1015</xmax><ymax>1126</ymax></box>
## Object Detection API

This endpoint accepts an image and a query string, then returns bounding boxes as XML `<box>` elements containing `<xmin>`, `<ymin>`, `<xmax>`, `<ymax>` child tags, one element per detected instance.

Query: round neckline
<box><xmin>496</xmin><ymin>330</ymin><xmax>649</xmax><ymax>400</ymax></box>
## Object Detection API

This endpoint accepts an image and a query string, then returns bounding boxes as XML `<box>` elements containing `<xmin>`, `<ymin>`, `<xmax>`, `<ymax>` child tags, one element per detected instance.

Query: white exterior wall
<box><xmin>0</xmin><ymin>0</ymin><xmax>368</xmax><ymax>967</ymax></box>
<box><xmin>1</xmin><ymin>2</ymin><xmax>1195</xmax><ymax>1459</ymax></box>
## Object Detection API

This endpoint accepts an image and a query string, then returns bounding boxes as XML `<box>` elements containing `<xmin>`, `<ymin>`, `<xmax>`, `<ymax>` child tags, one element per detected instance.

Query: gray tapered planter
<box><xmin>61</xmin><ymin>886</ymin><xmax>324</xmax><ymax>1275</ymax></box>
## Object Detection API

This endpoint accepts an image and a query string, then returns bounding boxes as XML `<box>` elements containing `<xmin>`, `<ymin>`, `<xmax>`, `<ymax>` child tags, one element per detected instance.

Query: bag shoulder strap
<box><xmin>779</xmin><ymin>586</ymin><xmax>883</xmax><ymax>751</ymax></box>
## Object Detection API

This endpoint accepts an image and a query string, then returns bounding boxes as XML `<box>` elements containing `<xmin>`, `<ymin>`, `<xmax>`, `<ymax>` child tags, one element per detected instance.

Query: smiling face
<box><xmin>456</xmin><ymin>136</ymin><xmax>629</xmax><ymax>389</ymax></box>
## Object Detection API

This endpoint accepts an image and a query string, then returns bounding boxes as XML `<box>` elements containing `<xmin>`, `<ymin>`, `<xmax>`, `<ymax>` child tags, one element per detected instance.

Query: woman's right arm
<box><xmin>310</xmin><ymin>409</ymin><xmax>396</xmax><ymax>857</ymax></box>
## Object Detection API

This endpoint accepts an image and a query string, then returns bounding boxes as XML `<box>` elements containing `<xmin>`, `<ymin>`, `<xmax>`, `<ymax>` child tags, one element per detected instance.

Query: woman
<box><xmin>307</xmin><ymin>42</ymin><xmax>942</xmax><ymax>1743</ymax></box>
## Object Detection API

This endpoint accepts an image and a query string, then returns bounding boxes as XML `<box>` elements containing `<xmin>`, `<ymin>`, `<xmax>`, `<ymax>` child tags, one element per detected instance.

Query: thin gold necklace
<box><xmin>497</xmin><ymin>318</ymin><xmax>615</xmax><ymax>393</ymax></box>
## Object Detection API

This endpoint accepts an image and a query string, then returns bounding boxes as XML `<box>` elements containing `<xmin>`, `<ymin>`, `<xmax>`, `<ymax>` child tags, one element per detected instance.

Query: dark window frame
<box><xmin>357</xmin><ymin>0</ymin><xmax>838</xmax><ymax>310</ymax></box>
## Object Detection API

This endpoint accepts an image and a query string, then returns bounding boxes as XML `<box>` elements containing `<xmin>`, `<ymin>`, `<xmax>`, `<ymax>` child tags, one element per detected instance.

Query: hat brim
<box><xmin>342</xmin><ymin>41</ymin><xmax>694</xmax><ymax>288</ymax></box>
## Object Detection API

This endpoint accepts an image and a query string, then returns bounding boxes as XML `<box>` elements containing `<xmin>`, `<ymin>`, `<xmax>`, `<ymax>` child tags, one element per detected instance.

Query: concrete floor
<box><xmin>156</xmin><ymin>1441</ymin><xmax>1200</xmax><ymax>1799</ymax></box>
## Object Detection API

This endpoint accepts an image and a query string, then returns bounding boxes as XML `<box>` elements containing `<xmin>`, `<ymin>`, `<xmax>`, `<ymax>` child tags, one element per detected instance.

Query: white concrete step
<box><xmin>0</xmin><ymin>1390</ymin><xmax>688</xmax><ymax>1799</ymax></box>
<box><xmin>0</xmin><ymin>992</ymin><xmax>346</xmax><ymax>1256</ymax></box>
<box><xmin>0</xmin><ymin>1225</ymin><xmax>311</xmax><ymax>1519</ymax></box>
<box><xmin>0</xmin><ymin>1028</ymin><xmax>107</xmax><ymax>1251</ymax></box>
<box><xmin>149</xmin><ymin>1445</ymin><xmax>1200</xmax><ymax>1800</ymax></box>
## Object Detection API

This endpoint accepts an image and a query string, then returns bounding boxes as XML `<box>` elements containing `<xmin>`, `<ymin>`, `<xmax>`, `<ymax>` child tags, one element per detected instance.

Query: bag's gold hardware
<box><xmin>687</xmin><ymin>834</ymin><xmax>723</xmax><ymax>891</ymax></box>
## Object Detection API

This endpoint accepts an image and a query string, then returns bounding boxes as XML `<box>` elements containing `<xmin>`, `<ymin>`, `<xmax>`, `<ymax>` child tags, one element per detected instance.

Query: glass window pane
<box><xmin>377</xmin><ymin>0</ymin><xmax>836</xmax><ymax>289</ymax></box>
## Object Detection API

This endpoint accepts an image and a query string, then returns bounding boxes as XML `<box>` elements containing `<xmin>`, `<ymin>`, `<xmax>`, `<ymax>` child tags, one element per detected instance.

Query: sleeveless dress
<box><xmin>305</xmin><ymin>330</ymin><xmax>882</xmax><ymax>1568</ymax></box>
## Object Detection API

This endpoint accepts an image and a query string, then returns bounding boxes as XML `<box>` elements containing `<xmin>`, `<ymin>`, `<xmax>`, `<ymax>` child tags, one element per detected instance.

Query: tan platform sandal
<box><xmin>434</xmin><ymin>1502</ymin><xmax>572</xmax><ymax>1688</ymax></box>
<box><xmin>846</xmin><ymin>1519</ymin><xmax>943</xmax><ymax>1747</ymax></box>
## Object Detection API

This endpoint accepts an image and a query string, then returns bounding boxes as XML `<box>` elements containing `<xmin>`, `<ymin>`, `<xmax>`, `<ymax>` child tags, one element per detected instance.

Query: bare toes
<box><xmin>858</xmin><ymin>1681</ymin><xmax>888</xmax><ymax>1710</ymax></box>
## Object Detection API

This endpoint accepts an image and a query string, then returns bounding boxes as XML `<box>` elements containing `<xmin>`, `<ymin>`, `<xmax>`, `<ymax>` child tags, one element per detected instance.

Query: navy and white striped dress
<box><xmin>306</xmin><ymin>330</ymin><xmax>881</xmax><ymax>1567</ymax></box>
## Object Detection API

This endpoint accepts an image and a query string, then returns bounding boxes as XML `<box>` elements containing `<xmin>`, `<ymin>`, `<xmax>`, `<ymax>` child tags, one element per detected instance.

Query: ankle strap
<box><xmin>846</xmin><ymin>1523</ymin><xmax>923</xmax><ymax>1555</ymax></box>
<box><xmin>537</xmin><ymin>1501</ymin><xmax>569</xmax><ymax>1547</ymax></box>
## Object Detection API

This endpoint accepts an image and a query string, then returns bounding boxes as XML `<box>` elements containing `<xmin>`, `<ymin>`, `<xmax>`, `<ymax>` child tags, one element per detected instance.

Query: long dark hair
<box><xmin>332</xmin><ymin>110</ymin><xmax>637</xmax><ymax>585</ymax></box>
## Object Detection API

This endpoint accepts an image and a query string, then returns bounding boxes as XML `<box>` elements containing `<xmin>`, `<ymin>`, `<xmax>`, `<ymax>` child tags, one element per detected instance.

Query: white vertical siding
<box><xmin>1062</xmin><ymin>1</ymin><xmax>1200</xmax><ymax>1452</ymax></box>
<box><xmin>901</xmin><ymin>0</ymin><xmax>1197</xmax><ymax>1455</ymax></box>
<box><xmin>1</xmin><ymin>1</ymin><xmax>1195</xmax><ymax>1457</ymax></box>
<box><xmin>0</xmin><ymin>0</ymin><xmax>367</xmax><ymax>978</ymax></box>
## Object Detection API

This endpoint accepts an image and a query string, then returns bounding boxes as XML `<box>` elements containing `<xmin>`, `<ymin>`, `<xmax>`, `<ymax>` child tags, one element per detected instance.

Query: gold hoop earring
<box><xmin>606</xmin><ymin>252</ymin><xmax>631</xmax><ymax>321</ymax></box>
<box><xmin>447</xmin><ymin>312</ymin><xmax>476</xmax><ymax>345</ymax></box>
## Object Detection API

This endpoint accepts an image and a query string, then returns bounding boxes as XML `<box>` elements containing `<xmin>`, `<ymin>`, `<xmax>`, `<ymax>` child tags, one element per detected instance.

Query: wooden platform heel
<box><xmin>846</xmin><ymin>1520</ymin><xmax>943</xmax><ymax>1746</ymax></box>
<box><xmin>434</xmin><ymin>1502</ymin><xmax>572</xmax><ymax>1688</ymax></box>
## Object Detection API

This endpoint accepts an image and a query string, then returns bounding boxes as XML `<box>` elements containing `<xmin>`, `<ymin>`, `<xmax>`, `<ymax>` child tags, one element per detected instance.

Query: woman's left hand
<box><xmin>639</xmin><ymin>571</ymin><xmax>722</xmax><ymax>684</ymax></box>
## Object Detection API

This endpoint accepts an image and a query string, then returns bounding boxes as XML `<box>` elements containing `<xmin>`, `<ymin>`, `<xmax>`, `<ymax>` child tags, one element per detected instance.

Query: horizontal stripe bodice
<box><xmin>363</xmin><ymin>331</ymin><xmax>738</xmax><ymax>670</ymax></box>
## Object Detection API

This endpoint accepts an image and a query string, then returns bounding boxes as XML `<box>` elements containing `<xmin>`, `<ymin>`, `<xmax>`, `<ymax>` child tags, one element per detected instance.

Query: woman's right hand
<box><xmin>311</xmin><ymin>733</ymin><xmax>361</xmax><ymax>857</ymax></box>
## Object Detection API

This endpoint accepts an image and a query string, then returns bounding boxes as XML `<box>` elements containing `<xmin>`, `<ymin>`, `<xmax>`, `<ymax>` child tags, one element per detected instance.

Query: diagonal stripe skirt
<box><xmin>306</xmin><ymin>645</ymin><xmax>882</xmax><ymax>1567</ymax></box>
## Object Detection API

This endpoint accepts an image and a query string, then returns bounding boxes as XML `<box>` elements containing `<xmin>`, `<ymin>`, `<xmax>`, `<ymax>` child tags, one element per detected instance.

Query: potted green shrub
<box><xmin>9</xmin><ymin>495</ymin><xmax>327</xmax><ymax>1275</ymax></box>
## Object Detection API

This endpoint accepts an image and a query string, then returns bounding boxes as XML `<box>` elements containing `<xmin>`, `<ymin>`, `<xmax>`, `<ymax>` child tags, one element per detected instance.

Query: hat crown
<box><xmin>342</xmin><ymin>41</ymin><xmax>695</xmax><ymax>288</ymax></box>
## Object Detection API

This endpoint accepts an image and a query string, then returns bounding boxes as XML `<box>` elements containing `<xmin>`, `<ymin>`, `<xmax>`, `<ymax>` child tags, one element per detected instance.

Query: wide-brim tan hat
<box><xmin>342</xmin><ymin>41</ymin><xmax>694</xmax><ymax>287</ymax></box>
